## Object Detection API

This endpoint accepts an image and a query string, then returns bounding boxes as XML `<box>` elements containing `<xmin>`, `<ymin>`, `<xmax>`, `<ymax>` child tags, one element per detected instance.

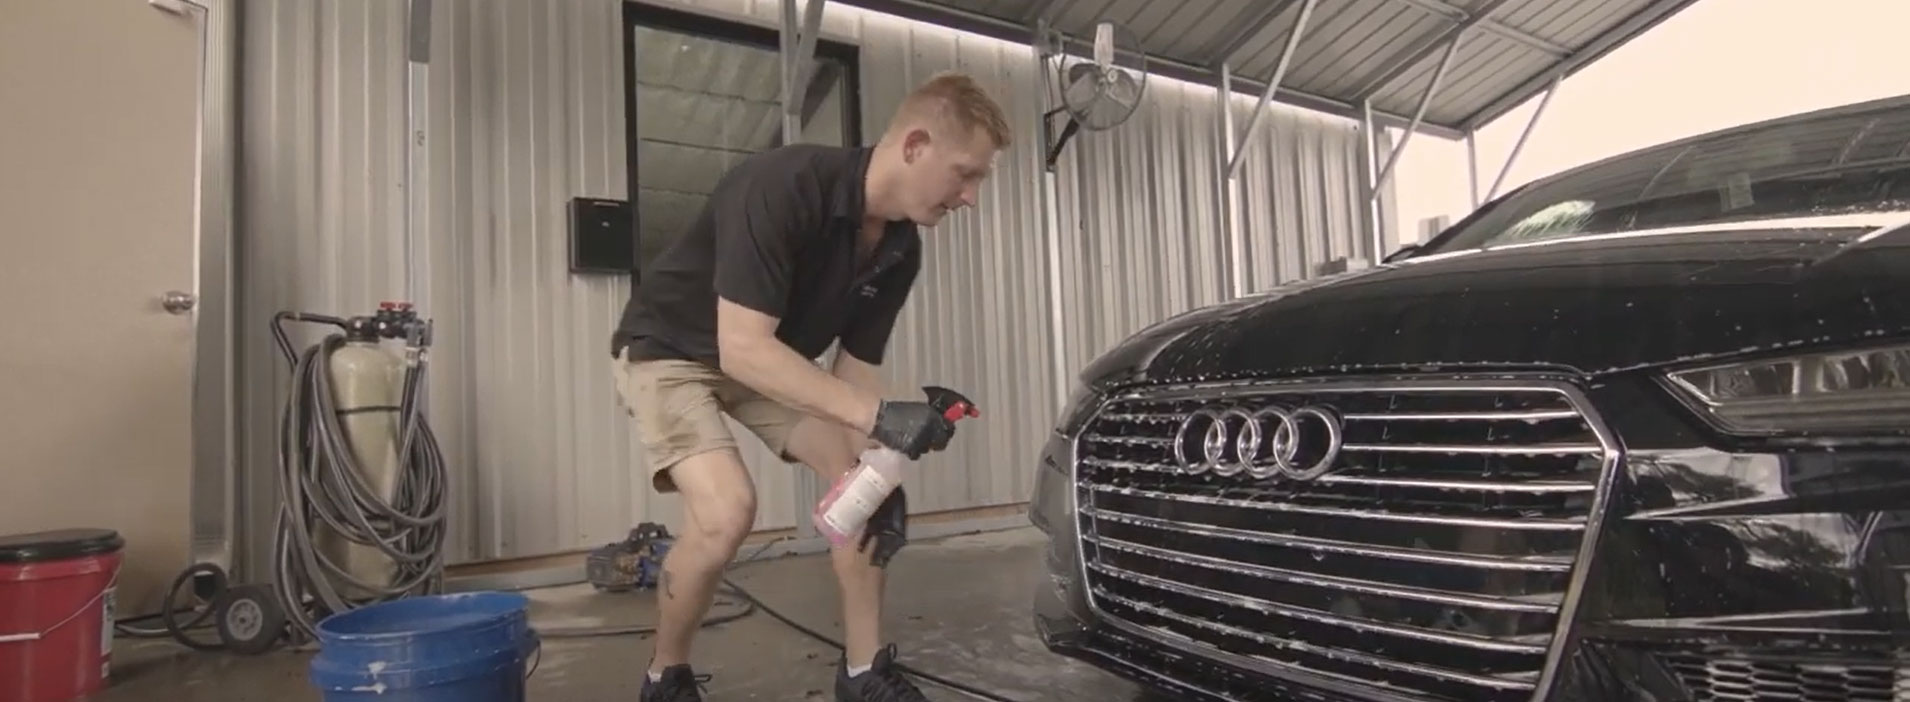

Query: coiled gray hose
<box><xmin>271</xmin><ymin>320</ymin><xmax>447</xmax><ymax>641</ymax></box>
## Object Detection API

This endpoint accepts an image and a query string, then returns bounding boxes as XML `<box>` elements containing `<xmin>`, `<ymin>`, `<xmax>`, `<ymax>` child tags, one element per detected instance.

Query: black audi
<box><xmin>1030</xmin><ymin>94</ymin><xmax>1910</xmax><ymax>701</ymax></box>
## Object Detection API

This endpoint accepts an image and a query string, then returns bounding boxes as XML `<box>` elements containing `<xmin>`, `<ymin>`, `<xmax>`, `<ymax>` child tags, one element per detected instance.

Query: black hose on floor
<box><xmin>534</xmin><ymin>538</ymin><xmax>789</xmax><ymax>640</ymax></box>
<box><xmin>535</xmin><ymin>592</ymin><xmax>757</xmax><ymax>639</ymax></box>
<box><xmin>718</xmin><ymin>576</ymin><xmax>1027</xmax><ymax>702</ymax></box>
<box><xmin>111</xmin><ymin>565</ymin><xmax>226</xmax><ymax>648</ymax></box>
<box><xmin>532</xmin><ymin>539</ymin><xmax>1027</xmax><ymax>702</ymax></box>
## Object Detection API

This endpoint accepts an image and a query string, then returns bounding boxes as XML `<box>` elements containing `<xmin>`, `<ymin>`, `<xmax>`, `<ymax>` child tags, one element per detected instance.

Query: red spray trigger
<box><xmin>922</xmin><ymin>386</ymin><xmax>980</xmax><ymax>423</ymax></box>
<box><xmin>942</xmin><ymin>402</ymin><xmax>979</xmax><ymax>422</ymax></box>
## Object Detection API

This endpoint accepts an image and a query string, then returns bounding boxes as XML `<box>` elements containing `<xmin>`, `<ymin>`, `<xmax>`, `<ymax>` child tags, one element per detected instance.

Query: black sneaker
<box><xmin>835</xmin><ymin>645</ymin><xmax>929</xmax><ymax>702</ymax></box>
<box><xmin>640</xmin><ymin>663</ymin><xmax>710</xmax><ymax>701</ymax></box>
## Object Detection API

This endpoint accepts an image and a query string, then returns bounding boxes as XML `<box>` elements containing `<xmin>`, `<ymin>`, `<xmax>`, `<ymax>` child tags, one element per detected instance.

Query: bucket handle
<box><xmin>0</xmin><ymin>573</ymin><xmax>117</xmax><ymax>645</ymax></box>
<box><xmin>523</xmin><ymin>630</ymin><xmax>544</xmax><ymax>681</ymax></box>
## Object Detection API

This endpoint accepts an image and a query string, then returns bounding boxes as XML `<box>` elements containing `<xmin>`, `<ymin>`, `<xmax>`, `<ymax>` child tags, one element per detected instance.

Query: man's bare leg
<box><xmin>648</xmin><ymin>449</ymin><xmax>758</xmax><ymax>673</ymax></box>
<box><xmin>782</xmin><ymin>416</ymin><xmax>887</xmax><ymax>668</ymax></box>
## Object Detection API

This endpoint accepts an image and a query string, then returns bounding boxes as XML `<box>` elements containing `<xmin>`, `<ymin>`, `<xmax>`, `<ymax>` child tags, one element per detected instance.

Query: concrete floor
<box><xmin>99</xmin><ymin>527</ymin><xmax>1149</xmax><ymax>701</ymax></box>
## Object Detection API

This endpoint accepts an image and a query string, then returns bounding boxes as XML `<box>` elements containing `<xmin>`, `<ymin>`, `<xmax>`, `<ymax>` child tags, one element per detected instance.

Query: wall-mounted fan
<box><xmin>1040</xmin><ymin>20</ymin><xmax>1149</xmax><ymax>169</ymax></box>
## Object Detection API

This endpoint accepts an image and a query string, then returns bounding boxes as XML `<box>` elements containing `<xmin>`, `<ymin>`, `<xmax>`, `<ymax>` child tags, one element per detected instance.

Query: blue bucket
<box><xmin>309</xmin><ymin>592</ymin><xmax>542</xmax><ymax>702</ymax></box>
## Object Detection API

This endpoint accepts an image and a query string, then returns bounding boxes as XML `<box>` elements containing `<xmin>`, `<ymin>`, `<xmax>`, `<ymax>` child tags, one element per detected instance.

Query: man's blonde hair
<box><xmin>889</xmin><ymin>71</ymin><xmax>1013</xmax><ymax>150</ymax></box>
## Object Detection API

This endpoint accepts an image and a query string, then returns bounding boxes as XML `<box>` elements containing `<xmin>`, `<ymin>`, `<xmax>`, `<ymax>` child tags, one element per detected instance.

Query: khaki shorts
<box><xmin>611</xmin><ymin>350</ymin><xmax>804</xmax><ymax>493</ymax></box>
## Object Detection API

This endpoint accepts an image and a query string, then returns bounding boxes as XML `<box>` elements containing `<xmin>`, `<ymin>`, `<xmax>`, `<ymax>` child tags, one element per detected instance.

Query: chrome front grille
<box><xmin>1071</xmin><ymin>380</ymin><xmax>1613</xmax><ymax>702</ymax></box>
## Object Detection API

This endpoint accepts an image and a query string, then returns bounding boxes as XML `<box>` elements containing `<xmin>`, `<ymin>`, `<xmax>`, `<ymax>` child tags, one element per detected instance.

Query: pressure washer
<box><xmin>585</xmin><ymin>522</ymin><xmax>675</xmax><ymax>593</ymax></box>
<box><xmin>131</xmin><ymin>302</ymin><xmax>448</xmax><ymax>655</ymax></box>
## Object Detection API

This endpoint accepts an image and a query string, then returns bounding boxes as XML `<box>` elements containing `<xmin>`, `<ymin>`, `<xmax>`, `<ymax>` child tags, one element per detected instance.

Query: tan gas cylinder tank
<box><xmin>314</xmin><ymin>339</ymin><xmax>405</xmax><ymax>596</ymax></box>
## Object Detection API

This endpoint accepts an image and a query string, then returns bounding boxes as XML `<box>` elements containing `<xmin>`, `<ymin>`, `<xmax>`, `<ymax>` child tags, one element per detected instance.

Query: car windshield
<box><xmin>1418</xmin><ymin>97</ymin><xmax>1910</xmax><ymax>256</ymax></box>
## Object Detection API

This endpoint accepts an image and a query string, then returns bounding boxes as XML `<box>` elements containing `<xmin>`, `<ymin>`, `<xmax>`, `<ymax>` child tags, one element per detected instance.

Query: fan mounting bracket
<box><xmin>1043</xmin><ymin>107</ymin><xmax>1082</xmax><ymax>171</ymax></box>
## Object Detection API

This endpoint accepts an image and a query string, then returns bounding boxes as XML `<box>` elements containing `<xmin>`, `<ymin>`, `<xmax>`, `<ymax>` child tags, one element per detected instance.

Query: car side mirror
<box><xmin>1382</xmin><ymin>243</ymin><xmax>1421</xmax><ymax>263</ymax></box>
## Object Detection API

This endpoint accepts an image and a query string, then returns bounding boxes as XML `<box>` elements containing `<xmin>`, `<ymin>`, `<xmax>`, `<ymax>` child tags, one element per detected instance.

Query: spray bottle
<box><xmin>813</xmin><ymin>386</ymin><xmax>979</xmax><ymax>545</ymax></box>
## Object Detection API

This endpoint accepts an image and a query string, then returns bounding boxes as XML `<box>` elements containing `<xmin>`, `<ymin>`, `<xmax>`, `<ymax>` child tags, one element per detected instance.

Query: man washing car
<box><xmin>609</xmin><ymin>71</ymin><xmax>1013</xmax><ymax>702</ymax></box>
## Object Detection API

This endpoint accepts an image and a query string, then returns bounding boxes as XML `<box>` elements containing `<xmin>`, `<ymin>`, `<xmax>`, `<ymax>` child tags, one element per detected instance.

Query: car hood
<box><xmin>1082</xmin><ymin>216</ymin><xmax>1910</xmax><ymax>390</ymax></box>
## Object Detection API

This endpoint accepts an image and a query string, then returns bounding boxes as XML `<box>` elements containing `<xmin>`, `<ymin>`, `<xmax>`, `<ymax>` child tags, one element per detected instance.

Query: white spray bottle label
<box><xmin>819</xmin><ymin>458</ymin><xmax>898</xmax><ymax>537</ymax></box>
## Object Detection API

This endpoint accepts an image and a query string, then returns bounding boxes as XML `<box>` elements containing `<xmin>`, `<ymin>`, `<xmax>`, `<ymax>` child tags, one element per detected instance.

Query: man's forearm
<box><xmin>720</xmin><ymin>337</ymin><xmax>882</xmax><ymax>434</ymax></box>
<box><xmin>830</xmin><ymin>351</ymin><xmax>887</xmax><ymax>461</ymax></box>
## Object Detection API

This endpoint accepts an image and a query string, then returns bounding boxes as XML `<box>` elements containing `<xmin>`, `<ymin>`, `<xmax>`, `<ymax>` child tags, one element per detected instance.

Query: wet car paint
<box><xmin>1038</xmin><ymin>91</ymin><xmax>1910</xmax><ymax>699</ymax></box>
<box><xmin>1037</xmin><ymin>222</ymin><xmax>1910</xmax><ymax>701</ymax></box>
<box><xmin>1088</xmin><ymin>222</ymin><xmax>1910</xmax><ymax>389</ymax></box>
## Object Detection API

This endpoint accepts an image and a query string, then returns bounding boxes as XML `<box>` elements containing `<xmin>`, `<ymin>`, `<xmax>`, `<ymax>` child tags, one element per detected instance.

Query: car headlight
<box><xmin>1665</xmin><ymin>341</ymin><xmax>1910</xmax><ymax>435</ymax></box>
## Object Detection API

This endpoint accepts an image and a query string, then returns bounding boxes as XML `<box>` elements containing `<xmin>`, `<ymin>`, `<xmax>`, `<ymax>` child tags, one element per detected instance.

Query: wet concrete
<box><xmin>98</xmin><ymin>527</ymin><xmax>1149</xmax><ymax>701</ymax></box>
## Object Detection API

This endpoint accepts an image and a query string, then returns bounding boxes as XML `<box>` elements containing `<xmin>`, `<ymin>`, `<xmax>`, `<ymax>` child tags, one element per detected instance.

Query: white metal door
<box><xmin>0</xmin><ymin>0</ymin><xmax>205</xmax><ymax>614</ymax></box>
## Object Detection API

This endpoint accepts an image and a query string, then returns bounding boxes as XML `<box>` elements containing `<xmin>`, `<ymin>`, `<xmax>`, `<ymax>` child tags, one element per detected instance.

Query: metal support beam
<box><xmin>781</xmin><ymin>0</ymin><xmax>827</xmax><ymax>142</ymax></box>
<box><xmin>1227</xmin><ymin>0</ymin><xmax>1316</xmax><ymax>179</ymax></box>
<box><xmin>1203</xmin><ymin>0</ymin><xmax>1301</xmax><ymax>68</ymax></box>
<box><xmin>1485</xmin><ymin>72</ymin><xmax>1560</xmax><ymax>201</ymax></box>
<box><xmin>1369</xmin><ymin>34</ymin><xmax>1461</xmax><ymax>202</ymax></box>
<box><xmin>1460</xmin><ymin>0</ymin><xmax>1700</xmax><ymax>131</ymax></box>
<box><xmin>1465</xmin><ymin>130</ymin><xmax>1479</xmax><ymax>208</ymax></box>
<box><xmin>781</xmin><ymin>0</ymin><xmax>798</xmax><ymax>142</ymax></box>
<box><xmin>795</xmin><ymin>0</ymin><xmax>826</xmax><ymax>107</ymax></box>
<box><xmin>1354</xmin><ymin>0</ymin><xmax>1513</xmax><ymax>101</ymax></box>
<box><xmin>768</xmin><ymin>61</ymin><xmax>845</xmax><ymax>149</ymax></box>
<box><xmin>1383</xmin><ymin>0</ymin><xmax>1569</xmax><ymax>57</ymax></box>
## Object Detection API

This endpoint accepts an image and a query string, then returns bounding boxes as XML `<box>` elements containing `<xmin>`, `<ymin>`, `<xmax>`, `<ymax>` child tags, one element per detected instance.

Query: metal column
<box><xmin>782</xmin><ymin>0</ymin><xmax>827</xmax><ymax>537</ymax></box>
<box><xmin>406</xmin><ymin>0</ymin><xmax>431</xmax><ymax>316</ymax></box>
<box><xmin>1219</xmin><ymin>0</ymin><xmax>1315</xmax><ymax>297</ymax></box>
<box><xmin>1358</xmin><ymin>101</ymin><xmax>1385</xmax><ymax>263</ymax></box>
<box><xmin>1219</xmin><ymin>63</ymin><xmax>1244</xmax><ymax>298</ymax></box>
<box><xmin>1035</xmin><ymin>19</ymin><xmax>1071</xmax><ymax>413</ymax></box>
<box><xmin>781</xmin><ymin>0</ymin><xmax>826</xmax><ymax>145</ymax></box>
<box><xmin>1465</xmin><ymin>130</ymin><xmax>1480</xmax><ymax>209</ymax></box>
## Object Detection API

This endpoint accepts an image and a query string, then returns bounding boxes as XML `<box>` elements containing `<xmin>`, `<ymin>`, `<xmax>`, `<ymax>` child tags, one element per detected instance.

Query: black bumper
<box><xmin>1038</xmin><ymin>578</ymin><xmax>1910</xmax><ymax>702</ymax></box>
<box><xmin>1027</xmin><ymin>378</ymin><xmax>1910</xmax><ymax>702</ymax></box>
<box><xmin>1036</xmin><ymin>579</ymin><xmax>1396</xmax><ymax>702</ymax></box>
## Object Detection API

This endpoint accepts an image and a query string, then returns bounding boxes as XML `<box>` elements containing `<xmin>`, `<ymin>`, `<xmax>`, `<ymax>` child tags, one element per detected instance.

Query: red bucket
<box><xmin>0</xmin><ymin>529</ymin><xmax>124</xmax><ymax>702</ymax></box>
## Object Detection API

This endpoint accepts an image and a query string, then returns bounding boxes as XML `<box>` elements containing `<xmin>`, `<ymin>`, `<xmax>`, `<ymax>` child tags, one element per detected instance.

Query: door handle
<box><xmin>162</xmin><ymin>290</ymin><xmax>197</xmax><ymax>315</ymax></box>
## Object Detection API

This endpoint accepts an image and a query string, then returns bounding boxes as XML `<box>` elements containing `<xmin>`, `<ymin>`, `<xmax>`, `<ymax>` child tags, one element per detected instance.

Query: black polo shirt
<box><xmin>612</xmin><ymin>144</ymin><xmax>922</xmax><ymax>368</ymax></box>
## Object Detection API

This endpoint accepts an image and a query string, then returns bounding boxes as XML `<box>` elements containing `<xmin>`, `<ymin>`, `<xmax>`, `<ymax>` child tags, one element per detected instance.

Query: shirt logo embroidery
<box><xmin>859</xmin><ymin>284</ymin><xmax>878</xmax><ymax>298</ymax></box>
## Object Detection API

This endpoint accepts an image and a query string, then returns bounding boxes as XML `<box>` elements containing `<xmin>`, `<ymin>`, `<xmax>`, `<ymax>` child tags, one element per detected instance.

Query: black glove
<box><xmin>858</xmin><ymin>486</ymin><xmax>908</xmax><ymax>568</ymax></box>
<box><xmin>868</xmin><ymin>401</ymin><xmax>957</xmax><ymax>460</ymax></box>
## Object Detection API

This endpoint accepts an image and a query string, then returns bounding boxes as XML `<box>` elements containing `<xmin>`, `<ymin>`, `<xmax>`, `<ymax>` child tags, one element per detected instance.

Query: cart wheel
<box><xmin>214</xmin><ymin>584</ymin><xmax>286</xmax><ymax>655</ymax></box>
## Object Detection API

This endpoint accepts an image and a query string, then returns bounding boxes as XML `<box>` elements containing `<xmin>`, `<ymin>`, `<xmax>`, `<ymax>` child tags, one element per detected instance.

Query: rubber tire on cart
<box><xmin>214</xmin><ymin>584</ymin><xmax>287</xmax><ymax>655</ymax></box>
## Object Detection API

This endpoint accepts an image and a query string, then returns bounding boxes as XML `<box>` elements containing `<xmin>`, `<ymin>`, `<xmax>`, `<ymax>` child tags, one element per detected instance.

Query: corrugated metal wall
<box><xmin>1053</xmin><ymin>76</ymin><xmax>1394</xmax><ymax>383</ymax></box>
<box><xmin>235</xmin><ymin>0</ymin><xmax>1389</xmax><ymax>571</ymax></box>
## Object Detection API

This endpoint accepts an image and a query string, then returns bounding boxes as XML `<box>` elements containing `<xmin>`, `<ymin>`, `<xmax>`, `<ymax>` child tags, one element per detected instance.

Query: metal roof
<box><xmin>829</xmin><ymin>0</ymin><xmax>1704</xmax><ymax>139</ymax></box>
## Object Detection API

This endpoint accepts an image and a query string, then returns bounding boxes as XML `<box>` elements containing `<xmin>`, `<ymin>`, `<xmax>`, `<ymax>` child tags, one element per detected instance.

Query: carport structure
<box><xmin>240</xmin><ymin>0</ymin><xmax>1714</xmax><ymax>574</ymax></box>
<box><xmin>821</xmin><ymin>0</ymin><xmax>1700</xmax><ymax>240</ymax></box>
<box><xmin>221</xmin><ymin>0</ymin><xmax>1714</xmax><ymax>588</ymax></box>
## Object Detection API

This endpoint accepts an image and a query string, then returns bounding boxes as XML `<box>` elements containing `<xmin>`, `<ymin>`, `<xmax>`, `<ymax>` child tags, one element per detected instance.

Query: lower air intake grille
<box><xmin>1072</xmin><ymin>379</ymin><xmax>1611</xmax><ymax>702</ymax></box>
<box><xmin>1661</xmin><ymin>654</ymin><xmax>1905</xmax><ymax>702</ymax></box>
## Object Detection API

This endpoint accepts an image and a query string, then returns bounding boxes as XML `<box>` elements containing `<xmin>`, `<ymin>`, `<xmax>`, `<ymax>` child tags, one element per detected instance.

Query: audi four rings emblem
<box><xmin>1171</xmin><ymin>404</ymin><xmax>1345</xmax><ymax>480</ymax></box>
